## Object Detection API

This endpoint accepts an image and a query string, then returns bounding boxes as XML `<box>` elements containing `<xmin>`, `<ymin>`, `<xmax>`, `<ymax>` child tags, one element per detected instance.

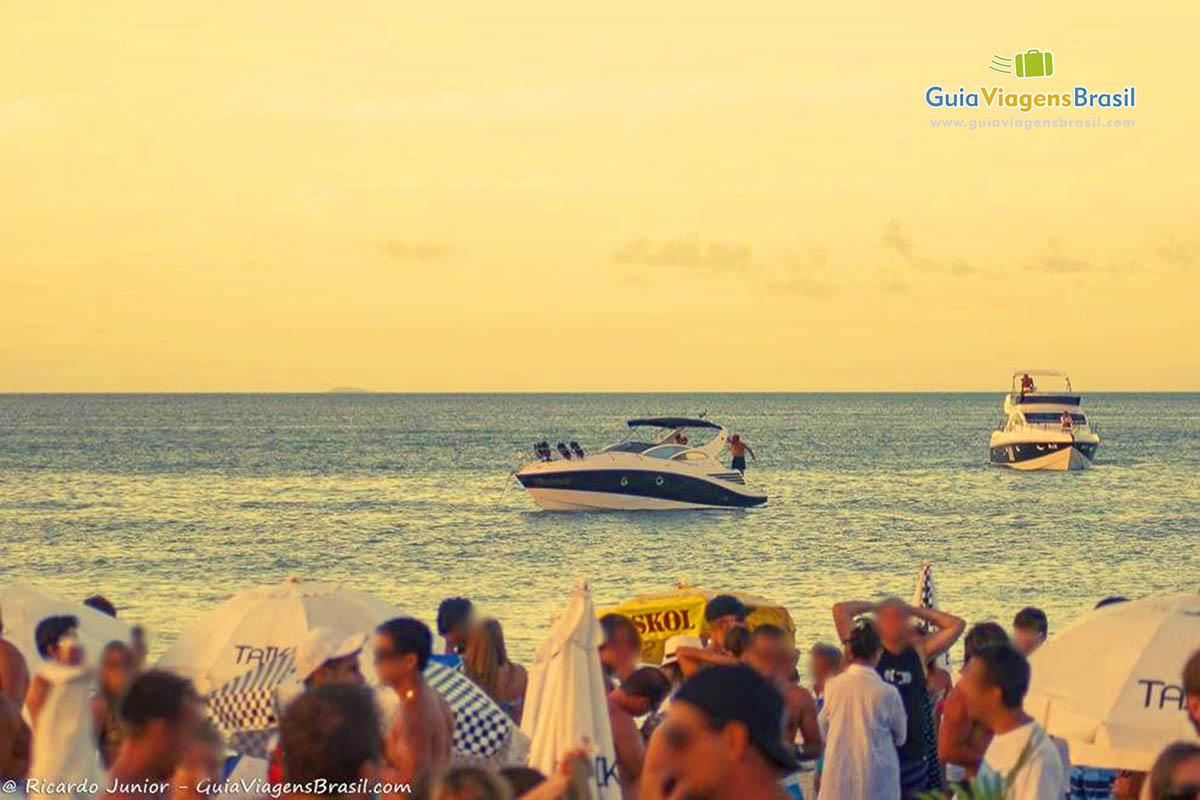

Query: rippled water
<box><xmin>1</xmin><ymin>393</ymin><xmax>1196</xmax><ymax>663</ymax></box>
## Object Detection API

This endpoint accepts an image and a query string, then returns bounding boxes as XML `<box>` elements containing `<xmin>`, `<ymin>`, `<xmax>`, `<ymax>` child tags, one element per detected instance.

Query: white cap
<box><xmin>294</xmin><ymin>627</ymin><xmax>367</xmax><ymax>683</ymax></box>
<box><xmin>660</xmin><ymin>634</ymin><xmax>703</xmax><ymax>667</ymax></box>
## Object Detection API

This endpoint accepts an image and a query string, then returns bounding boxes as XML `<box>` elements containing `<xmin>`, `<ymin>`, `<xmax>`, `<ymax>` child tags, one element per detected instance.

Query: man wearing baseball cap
<box><xmin>266</xmin><ymin>628</ymin><xmax>367</xmax><ymax>783</ymax></box>
<box><xmin>704</xmin><ymin>595</ymin><xmax>753</xmax><ymax>655</ymax></box>
<box><xmin>294</xmin><ymin>627</ymin><xmax>368</xmax><ymax>689</ymax></box>
<box><xmin>643</xmin><ymin>664</ymin><xmax>795</xmax><ymax>800</ymax></box>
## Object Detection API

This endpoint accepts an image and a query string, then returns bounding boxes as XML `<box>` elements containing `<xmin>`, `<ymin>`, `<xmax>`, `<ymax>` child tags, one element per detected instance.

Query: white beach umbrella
<box><xmin>207</xmin><ymin>641</ymin><xmax>526</xmax><ymax>764</ymax></box>
<box><xmin>0</xmin><ymin>581</ymin><xmax>131</xmax><ymax>669</ymax></box>
<box><xmin>1025</xmin><ymin>591</ymin><xmax>1200</xmax><ymax>771</ymax></box>
<box><xmin>156</xmin><ymin>577</ymin><xmax>399</xmax><ymax>693</ymax></box>
<box><xmin>521</xmin><ymin>581</ymin><xmax>619</xmax><ymax>800</ymax></box>
<box><xmin>911</xmin><ymin>561</ymin><xmax>951</xmax><ymax>669</ymax></box>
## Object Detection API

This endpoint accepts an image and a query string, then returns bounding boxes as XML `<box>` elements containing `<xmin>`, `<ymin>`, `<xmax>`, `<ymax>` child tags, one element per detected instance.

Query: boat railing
<box><xmin>1006</xmin><ymin>421</ymin><xmax>1096</xmax><ymax>434</ymax></box>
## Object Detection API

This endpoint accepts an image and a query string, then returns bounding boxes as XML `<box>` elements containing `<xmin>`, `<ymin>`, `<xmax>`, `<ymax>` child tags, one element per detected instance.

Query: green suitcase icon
<box><xmin>1014</xmin><ymin>49</ymin><xmax>1053</xmax><ymax>78</ymax></box>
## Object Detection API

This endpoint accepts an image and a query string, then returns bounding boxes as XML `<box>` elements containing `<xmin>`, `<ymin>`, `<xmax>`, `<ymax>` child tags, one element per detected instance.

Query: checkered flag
<box><xmin>205</xmin><ymin>650</ymin><xmax>296</xmax><ymax>758</ymax></box>
<box><xmin>913</xmin><ymin>561</ymin><xmax>937</xmax><ymax>613</ymax></box>
<box><xmin>425</xmin><ymin>660</ymin><xmax>514</xmax><ymax>763</ymax></box>
<box><xmin>911</xmin><ymin>560</ymin><xmax>951</xmax><ymax>669</ymax></box>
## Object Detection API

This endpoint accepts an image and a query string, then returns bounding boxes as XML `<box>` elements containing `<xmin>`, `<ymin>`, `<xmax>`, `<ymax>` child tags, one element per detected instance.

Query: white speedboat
<box><xmin>515</xmin><ymin>417</ymin><xmax>767</xmax><ymax>511</ymax></box>
<box><xmin>989</xmin><ymin>371</ymin><xmax>1100</xmax><ymax>471</ymax></box>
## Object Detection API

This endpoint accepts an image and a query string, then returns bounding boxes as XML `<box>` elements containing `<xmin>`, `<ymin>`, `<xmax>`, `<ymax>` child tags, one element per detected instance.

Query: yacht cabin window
<box><xmin>1023</xmin><ymin>412</ymin><xmax>1086</xmax><ymax>424</ymax></box>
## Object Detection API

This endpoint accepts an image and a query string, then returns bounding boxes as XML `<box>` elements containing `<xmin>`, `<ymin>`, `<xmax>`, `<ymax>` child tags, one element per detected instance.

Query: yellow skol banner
<box><xmin>599</xmin><ymin>585</ymin><xmax>795</xmax><ymax>664</ymax></box>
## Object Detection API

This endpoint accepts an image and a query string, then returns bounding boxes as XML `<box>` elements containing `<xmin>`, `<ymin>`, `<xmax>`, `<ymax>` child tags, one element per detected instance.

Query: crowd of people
<box><xmin>0</xmin><ymin>592</ymin><xmax>1198</xmax><ymax>800</ymax></box>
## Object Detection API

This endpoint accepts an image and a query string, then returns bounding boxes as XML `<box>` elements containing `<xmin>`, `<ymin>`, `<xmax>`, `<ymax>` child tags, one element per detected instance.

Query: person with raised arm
<box><xmin>832</xmin><ymin>596</ymin><xmax>965</xmax><ymax>798</ymax></box>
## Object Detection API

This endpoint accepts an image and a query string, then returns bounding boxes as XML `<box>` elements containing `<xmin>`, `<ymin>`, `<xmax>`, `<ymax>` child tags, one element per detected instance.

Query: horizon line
<box><xmin>2</xmin><ymin>389</ymin><xmax>1198</xmax><ymax>395</ymax></box>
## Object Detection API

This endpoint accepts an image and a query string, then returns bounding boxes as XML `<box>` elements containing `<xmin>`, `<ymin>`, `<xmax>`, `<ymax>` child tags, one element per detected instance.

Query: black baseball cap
<box><xmin>674</xmin><ymin>664</ymin><xmax>797</xmax><ymax>772</ymax></box>
<box><xmin>705</xmin><ymin>594</ymin><xmax>752</xmax><ymax>622</ymax></box>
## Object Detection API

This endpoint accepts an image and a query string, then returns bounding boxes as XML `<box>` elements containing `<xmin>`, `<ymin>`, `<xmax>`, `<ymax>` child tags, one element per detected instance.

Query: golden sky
<box><xmin>2</xmin><ymin>0</ymin><xmax>1197</xmax><ymax>391</ymax></box>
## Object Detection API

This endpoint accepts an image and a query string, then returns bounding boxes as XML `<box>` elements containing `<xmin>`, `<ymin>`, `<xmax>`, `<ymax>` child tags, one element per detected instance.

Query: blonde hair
<box><xmin>463</xmin><ymin>619</ymin><xmax>509</xmax><ymax>702</ymax></box>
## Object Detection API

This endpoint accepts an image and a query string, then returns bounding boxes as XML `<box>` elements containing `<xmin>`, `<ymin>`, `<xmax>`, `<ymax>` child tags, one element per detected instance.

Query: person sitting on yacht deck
<box><xmin>1020</xmin><ymin>374</ymin><xmax>1036</xmax><ymax>395</ymax></box>
<box><xmin>1060</xmin><ymin>410</ymin><xmax>1074</xmax><ymax>430</ymax></box>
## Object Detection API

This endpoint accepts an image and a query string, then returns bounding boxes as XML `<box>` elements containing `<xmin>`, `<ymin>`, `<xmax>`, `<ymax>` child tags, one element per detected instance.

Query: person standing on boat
<box><xmin>1020</xmin><ymin>374</ymin><xmax>1036</xmax><ymax>395</ymax></box>
<box><xmin>730</xmin><ymin>434</ymin><xmax>756</xmax><ymax>474</ymax></box>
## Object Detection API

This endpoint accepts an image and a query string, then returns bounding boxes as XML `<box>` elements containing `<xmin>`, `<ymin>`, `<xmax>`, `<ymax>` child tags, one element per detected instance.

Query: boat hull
<box><xmin>515</xmin><ymin>467</ymin><xmax>766</xmax><ymax>511</ymax></box>
<box><xmin>988</xmin><ymin>441</ymin><xmax>1097</xmax><ymax>471</ymax></box>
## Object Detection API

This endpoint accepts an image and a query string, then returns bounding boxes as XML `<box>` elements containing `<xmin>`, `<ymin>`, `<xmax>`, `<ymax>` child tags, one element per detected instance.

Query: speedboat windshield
<box><xmin>604</xmin><ymin>441</ymin><xmax>656</xmax><ymax>454</ymax></box>
<box><xmin>644</xmin><ymin>444</ymin><xmax>690</xmax><ymax>459</ymax></box>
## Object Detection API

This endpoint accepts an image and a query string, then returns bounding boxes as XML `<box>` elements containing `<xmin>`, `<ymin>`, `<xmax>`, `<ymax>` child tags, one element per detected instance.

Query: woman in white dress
<box><xmin>817</xmin><ymin>619</ymin><xmax>907</xmax><ymax>800</ymax></box>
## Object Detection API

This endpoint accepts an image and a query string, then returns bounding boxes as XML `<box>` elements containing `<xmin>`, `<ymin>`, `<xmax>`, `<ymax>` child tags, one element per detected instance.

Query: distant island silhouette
<box><xmin>325</xmin><ymin>387</ymin><xmax>371</xmax><ymax>394</ymax></box>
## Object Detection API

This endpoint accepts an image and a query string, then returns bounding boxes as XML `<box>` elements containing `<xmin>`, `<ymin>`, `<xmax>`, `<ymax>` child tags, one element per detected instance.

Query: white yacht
<box><xmin>989</xmin><ymin>371</ymin><xmax>1100</xmax><ymax>471</ymax></box>
<box><xmin>514</xmin><ymin>417</ymin><xmax>767</xmax><ymax>511</ymax></box>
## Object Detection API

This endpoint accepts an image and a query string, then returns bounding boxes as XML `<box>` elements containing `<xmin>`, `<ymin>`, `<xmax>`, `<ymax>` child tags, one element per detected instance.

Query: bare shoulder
<box><xmin>0</xmin><ymin>640</ymin><xmax>27</xmax><ymax>672</ymax></box>
<box><xmin>943</xmin><ymin>685</ymin><xmax>966</xmax><ymax>714</ymax></box>
<box><xmin>789</xmin><ymin>683</ymin><xmax>815</xmax><ymax>701</ymax></box>
<box><xmin>788</xmin><ymin>683</ymin><xmax>817</xmax><ymax>711</ymax></box>
<box><xmin>500</xmin><ymin>663</ymin><xmax>527</xmax><ymax>696</ymax></box>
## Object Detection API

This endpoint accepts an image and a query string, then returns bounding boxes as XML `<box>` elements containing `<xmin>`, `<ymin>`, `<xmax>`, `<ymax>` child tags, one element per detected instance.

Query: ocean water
<box><xmin>0</xmin><ymin>393</ymin><xmax>1196</xmax><ymax>663</ymax></box>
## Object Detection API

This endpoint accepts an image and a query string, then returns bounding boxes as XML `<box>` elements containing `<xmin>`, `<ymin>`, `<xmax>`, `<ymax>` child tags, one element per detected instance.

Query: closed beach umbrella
<box><xmin>0</xmin><ymin>581</ymin><xmax>131</xmax><ymax>669</ymax></box>
<box><xmin>1025</xmin><ymin>591</ymin><xmax>1200</xmax><ymax>770</ymax></box>
<box><xmin>156</xmin><ymin>577</ymin><xmax>399</xmax><ymax>693</ymax></box>
<box><xmin>521</xmin><ymin>581</ymin><xmax>619</xmax><ymax>800</ymax></box>
<box><xmin>598</xmin><ymin>582</ymin><xmax>795</xmax><ymax>664</ymax></box>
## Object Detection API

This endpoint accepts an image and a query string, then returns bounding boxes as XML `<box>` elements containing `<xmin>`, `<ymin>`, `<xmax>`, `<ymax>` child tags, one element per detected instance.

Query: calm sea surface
<box><xmin>1</xmin><ymin>393</ymin><xmax>1196</xmax><ymax>663</ymax></box>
